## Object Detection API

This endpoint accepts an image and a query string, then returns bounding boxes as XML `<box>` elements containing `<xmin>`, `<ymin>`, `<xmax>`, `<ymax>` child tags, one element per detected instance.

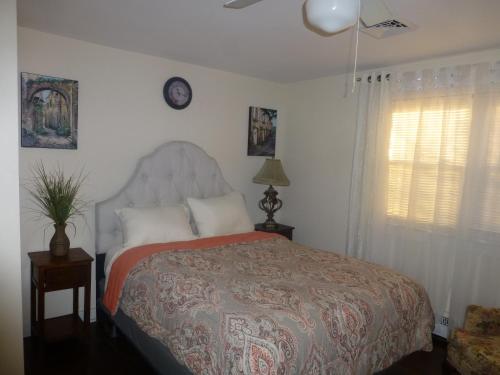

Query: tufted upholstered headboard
<box><xmin>95</xmin><ymin>141</ymin><xmax>233</xmax><ymax>254</ymax></box>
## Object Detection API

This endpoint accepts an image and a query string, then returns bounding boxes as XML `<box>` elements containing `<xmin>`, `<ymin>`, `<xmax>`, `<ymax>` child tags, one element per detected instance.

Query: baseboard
<box><xmin>77</xmin><ymin>307</ymin><xmax>97</xmax><ymax>323</ymax></box>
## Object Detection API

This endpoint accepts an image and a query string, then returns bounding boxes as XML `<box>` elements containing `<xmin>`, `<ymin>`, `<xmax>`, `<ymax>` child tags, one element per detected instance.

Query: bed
<box><xmin>95</xmin><ymin>141</ymin><xmax>434</xmax><ymax>375</ymax></box>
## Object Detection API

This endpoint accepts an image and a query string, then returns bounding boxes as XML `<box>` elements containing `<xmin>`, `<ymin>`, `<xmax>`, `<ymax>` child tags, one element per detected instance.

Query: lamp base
<box><xmin>258</xmin><ymin>185</ymin><xmax>283</xmax><ymax>228</ymax></box>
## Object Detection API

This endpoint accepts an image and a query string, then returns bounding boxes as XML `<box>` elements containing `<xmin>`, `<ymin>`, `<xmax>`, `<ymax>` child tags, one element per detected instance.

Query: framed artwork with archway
<box><xmin>21</xmin><ymin>72</ymin><xmax>79</xmax><ymax>149</ymax></box>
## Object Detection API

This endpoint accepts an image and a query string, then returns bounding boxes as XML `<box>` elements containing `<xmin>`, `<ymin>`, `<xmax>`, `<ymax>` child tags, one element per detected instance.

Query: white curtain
<box><xmin>347</xmin><ymin>62</ymin><xmax>500</xmax><ymax>335</ymax></box>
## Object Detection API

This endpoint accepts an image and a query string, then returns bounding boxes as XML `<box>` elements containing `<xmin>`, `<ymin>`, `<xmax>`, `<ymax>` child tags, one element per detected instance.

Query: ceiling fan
<box><xmin>224</xmin><ymin>0</ymin><xmax>410</xmax><ymax>91</ymax></box>
<box><xmin>224</xmin><ymin>0</ymin><xmax>408</xmax><ymax>39</ymax></box>
<box><xmin>224</xmin><ymin>0</ymin><xmax>360</xmax><ymax>34</ymax></box>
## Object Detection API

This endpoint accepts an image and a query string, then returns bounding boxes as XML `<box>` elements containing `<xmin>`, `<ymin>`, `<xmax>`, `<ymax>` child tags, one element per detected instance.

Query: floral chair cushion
<box><xmin>463</xmin><ymin>305</ymin><xmax>500</xmax><ymax>336</ymax></box>
<box><xmin>447</xmin><ymin>305</ymin><xmax>500</xmax><ymax>375</ymax></box>
<box><xmin>448</xmin><ymin>329</ymin><xmax>500</xmax><ymax>375</ymax></box>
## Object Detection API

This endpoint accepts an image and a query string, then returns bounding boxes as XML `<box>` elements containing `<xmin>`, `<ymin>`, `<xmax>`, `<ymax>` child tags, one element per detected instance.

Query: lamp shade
<box><xmin>253</xmin><ymin>159</ymin><xmax>290</xmax><ymax>186</ymax></box>
<box><xmin>305</xmin><ymin>0</ymin><xmax>358</xmax><ymax>34</ymax></box>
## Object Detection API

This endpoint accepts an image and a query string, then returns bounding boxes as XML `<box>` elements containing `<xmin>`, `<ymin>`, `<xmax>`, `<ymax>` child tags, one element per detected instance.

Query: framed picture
<box><xmin>21</xmin><ymin>72</ymin><xmax>79</xmax><ymax>149</ymax></box>
<box><xmin>247</xmin><ymin>106</ymin><xmax>277</xmax><ymax>157</ymax></box>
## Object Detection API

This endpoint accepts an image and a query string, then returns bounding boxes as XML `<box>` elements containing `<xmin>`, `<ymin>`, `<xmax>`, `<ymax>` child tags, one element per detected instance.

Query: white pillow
<box><xmin>115</xmin><ymin>205</ymin><xmax>196</xmax><ymax>248</ymax></box>
<box><xmin>187</xmin><ymin>192</ymin><xmax>254</xmax><ymax>237</ymax></box>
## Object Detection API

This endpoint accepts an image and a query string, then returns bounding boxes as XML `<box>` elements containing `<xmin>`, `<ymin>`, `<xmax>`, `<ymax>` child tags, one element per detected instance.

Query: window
<box><xmin>386</xmin><ymin>98</ymin><xmax>472</xmax><ymax>226</ymax></box>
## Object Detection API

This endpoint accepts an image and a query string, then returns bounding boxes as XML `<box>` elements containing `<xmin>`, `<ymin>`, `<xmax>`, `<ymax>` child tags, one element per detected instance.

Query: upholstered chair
<box><xmin>447</xmin><ymin>305</ymin><xmax>500</xmax><ymax>374</ymax></box>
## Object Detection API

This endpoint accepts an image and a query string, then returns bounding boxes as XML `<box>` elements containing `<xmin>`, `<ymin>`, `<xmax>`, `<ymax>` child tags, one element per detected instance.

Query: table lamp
<box><xmin>252</xmin><ymin>159</ymin><xmax>290</xmax><ymax>228</ymax></box>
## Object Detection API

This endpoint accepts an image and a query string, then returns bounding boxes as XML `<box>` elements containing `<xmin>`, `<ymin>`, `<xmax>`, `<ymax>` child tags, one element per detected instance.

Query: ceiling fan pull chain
<box><xmin>352</xmin><ymin>0</ymin><xmax>362</xmax><ymax>93</ymax></box>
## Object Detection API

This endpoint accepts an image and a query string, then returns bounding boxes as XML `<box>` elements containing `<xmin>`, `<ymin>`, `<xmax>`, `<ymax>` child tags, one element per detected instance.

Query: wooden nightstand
<box><xmin>28</xmin><ymin>248</ymin><xmax>93</xmax><ymax>342</ymax></box>
<box><xmin>255</xmin><ymin>223</ymin><xmax>295</xmax><ymax>240</ymax></box>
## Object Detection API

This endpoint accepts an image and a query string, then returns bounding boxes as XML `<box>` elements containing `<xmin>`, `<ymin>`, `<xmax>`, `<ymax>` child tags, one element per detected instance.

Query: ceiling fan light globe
<box><xmin>305</xmin><ymin>0</ymin><xmax>358</xmax><ymax>34</ymax></box>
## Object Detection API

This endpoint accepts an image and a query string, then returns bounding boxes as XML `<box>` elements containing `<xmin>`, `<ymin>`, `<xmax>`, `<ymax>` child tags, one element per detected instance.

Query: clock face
<box><xmin>163</xmin><ymin>77</ymin><xmax>192</xmax><ymax>110</ymax></box>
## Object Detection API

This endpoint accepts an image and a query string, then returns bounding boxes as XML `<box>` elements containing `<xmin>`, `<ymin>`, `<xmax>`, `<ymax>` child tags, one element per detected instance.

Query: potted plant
<box><xmin>27</xmin><ymin>163</ymin><xmax>87</xmax><ymax>257</ymax></box>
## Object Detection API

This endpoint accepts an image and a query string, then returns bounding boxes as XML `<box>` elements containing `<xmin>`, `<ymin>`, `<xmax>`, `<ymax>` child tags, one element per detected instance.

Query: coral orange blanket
<box><xmin>103</xmin><ymin>231</ymin><xmax>279</xmax><ymax>314</ymax></box>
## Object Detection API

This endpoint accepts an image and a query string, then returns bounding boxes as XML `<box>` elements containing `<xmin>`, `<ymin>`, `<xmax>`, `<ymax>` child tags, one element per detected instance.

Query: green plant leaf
<box><xmin>26</xmin><ymin>162</ymin><xmax>88</xmax><ymax>226</ymax></box>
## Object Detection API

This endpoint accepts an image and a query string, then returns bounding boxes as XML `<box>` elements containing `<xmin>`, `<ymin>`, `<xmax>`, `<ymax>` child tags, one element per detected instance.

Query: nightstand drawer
<box><xmin>45</xmin><ymin>265</ymin><xmax>88</xmax><ymax>290</ymax></box>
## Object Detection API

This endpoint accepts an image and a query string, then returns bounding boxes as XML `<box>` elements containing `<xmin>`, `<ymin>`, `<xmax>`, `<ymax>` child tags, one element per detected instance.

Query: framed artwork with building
<box><xmin>247</xmin><ymin>106</ymin><xmax>277</xmax><ymax>157</ymax></box>
<box><xmin>20</xmin><ymin>72</ymin><xmax>79</xmax><ymax>149</ymax></box>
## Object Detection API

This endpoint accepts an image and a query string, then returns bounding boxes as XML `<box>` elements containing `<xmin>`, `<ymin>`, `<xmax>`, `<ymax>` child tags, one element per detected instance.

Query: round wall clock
<box><xmin>163</xmin><ymin>77</ymin><xmax>192</xmax><ymax>110</ymax></box>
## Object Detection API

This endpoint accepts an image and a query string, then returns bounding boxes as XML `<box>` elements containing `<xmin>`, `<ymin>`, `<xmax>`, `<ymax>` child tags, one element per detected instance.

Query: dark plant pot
<box><xmin>49</xmin><ymin>224</ymin><xmax>70</xmax><ymax>257</ymax></box>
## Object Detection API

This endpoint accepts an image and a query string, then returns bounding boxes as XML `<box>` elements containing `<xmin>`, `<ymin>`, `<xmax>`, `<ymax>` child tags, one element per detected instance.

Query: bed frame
<box><xmin>95</xmin><ymin>141</ymin><xmax>233</xmax><ymax>374</ymax></box>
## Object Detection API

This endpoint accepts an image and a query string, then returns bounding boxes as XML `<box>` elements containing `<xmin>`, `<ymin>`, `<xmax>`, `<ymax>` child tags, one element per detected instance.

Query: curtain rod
<box><xmin>356</xmin><ymin>73</ymin><xmax>391</xmax><ymax>83</ymax></box>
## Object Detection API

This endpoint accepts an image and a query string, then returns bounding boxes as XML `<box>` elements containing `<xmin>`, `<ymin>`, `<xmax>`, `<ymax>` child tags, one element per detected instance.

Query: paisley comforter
<box><xmin>103</xmin><ymin>231</ymin><xmax>434</xmax><ymax>375</ymax></box>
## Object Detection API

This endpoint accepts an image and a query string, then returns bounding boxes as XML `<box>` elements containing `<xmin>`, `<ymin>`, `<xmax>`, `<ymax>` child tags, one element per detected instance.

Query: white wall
<box><xmin>18</xmin><ymin>27</ymin><xmax>288</xmax><ymax>335</ymax></box>
<box><xmin>280</xmin><ymin>75</ymin><xmax>358</xmax><ymax>252</ymax></box>
<box><xmin>281</xmin><ymin>47</ymin><xmax>500</xmax><ymax>253</ymax></box>
<box><xmin>18</xmin><ymin>26</ymin><xmax>500</xmax><ymax>339</ymax></box>
<box><xmin>0</xmin><ymin>1</ymin><xmax>25</xmax><ymax>373</ymax></box>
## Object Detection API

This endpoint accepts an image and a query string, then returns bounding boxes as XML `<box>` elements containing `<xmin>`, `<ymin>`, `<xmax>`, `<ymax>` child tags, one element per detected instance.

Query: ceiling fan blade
<box><xmin>223</xmin><ymin>0</ymin><xmax>264</xmax><ymax>9</ymax></box>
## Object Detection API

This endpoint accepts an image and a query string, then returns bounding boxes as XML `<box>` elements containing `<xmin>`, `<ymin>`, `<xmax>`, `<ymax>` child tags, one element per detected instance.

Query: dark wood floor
<box><xmin>24</xmin><ymin>323</ymin><xmax>156</xmax><ymax>375</ymax></box>
<box><xmin>24</xmin><ymin>323</ymin><xmax>456</xmax><ymax>375</ymax></box>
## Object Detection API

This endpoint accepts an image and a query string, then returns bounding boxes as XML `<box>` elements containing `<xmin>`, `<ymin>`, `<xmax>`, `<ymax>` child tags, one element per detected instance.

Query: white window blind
<box><xmin>386</xmin><ymin>97</ymin><xmax>472</xmax><ymax>226</ymax></box>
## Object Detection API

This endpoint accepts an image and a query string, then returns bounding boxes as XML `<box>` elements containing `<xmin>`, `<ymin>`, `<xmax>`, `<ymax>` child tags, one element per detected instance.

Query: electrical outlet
<box><xmin>440</xmin><ymin>316</ymin><xmax>449</xmax><ymax>326</ymax></box>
